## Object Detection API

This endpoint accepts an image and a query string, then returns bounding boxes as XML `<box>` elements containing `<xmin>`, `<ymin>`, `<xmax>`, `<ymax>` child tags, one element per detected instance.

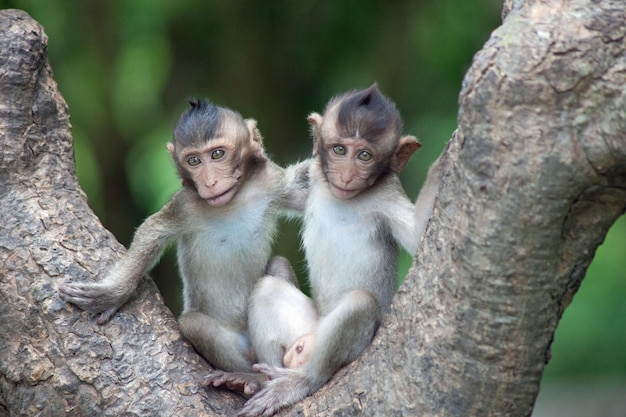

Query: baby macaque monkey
<box><xmin>207</xmin><ymin>84</ymin><xmax>429</xmax><ymax>416</ymax></box>
<box><xmin>60</xmin><ymin>99</ymin><xmax>308</xmax><ymax>372</ymax></box>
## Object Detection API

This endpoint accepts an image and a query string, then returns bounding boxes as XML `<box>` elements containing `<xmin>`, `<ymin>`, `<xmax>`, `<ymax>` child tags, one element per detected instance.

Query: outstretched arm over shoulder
<box><xmin>279</xmin><ymin>159</ymin><xmax>312</xmax><ymax>213</ymax></box>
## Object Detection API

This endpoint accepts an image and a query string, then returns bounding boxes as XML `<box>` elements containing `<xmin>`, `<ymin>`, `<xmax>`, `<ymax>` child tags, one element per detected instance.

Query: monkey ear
<box><xmin>307</xmin><ymin>113</ymin><xmax>323</xmax><ymax>156</ymax></box>
<box><xmin>166</xmin><ymin>142</ymin><xmax>175</xmax><ymax>155</ymax></box>
<box><xmin>246</xmin><ymin>119</ymin><xmax>267</xmax><ymax>160</ymax></box>
<box><xmin>307</xmin><ymin>112</ymin><xmax>323</xmax><ymax>127</ymax></box>
<box><xmin>391</xmin><ymin>135</ymin><xmax>421</xmax><ymax>173</ymax></box>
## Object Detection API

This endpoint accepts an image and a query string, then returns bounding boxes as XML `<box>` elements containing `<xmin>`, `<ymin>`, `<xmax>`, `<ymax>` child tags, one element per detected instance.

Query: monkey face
<box><xmin>169</xmin><ymin>99</ymin><xmax>267</xmax><ymax>208</ymax></box>
<box><xmin>308</xmin><ymin>85</ymin><xmax>420</xmax><ymax>200</ymax></box>
<box><xmin>179</xmin><ymin>140</ymin><xmax>242</xmax><ymax>207</ymax></box>
<box><xmin>321</xmin><ymin>137</ymin><xmax>384</xmax><ymax>199</ymax></box>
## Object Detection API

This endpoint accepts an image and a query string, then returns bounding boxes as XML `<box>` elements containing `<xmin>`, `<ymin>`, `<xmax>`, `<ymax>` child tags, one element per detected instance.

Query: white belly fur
<box><xmin>178</xmin><ymin>196</ymin><xmax>277</xmax><ymax>327</ymax></box>
<box><xmin>303</xmin><ymin>181</ymin><xmax>397</xmax><ymax>315</ymax></box>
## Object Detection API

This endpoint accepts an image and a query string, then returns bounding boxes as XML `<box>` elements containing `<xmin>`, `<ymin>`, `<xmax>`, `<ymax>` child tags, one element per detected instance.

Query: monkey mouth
<box><xmin>205</xmin><ymin>185</ymin><xmax>238</xmax><ymax>207</ymax></box>
<box><xmin>327</xmin><ymin>182</ymin><xmax>362</xmax><ymax>199</ymax></box>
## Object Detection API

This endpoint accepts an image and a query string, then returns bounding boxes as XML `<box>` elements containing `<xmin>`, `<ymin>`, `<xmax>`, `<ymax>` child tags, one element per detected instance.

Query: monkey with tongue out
<box><xmin>60</xmin><ymin>99</ymin><xmax>313</xmax><ymax>373</ymax></box>
<box><xmin>208</xmin><ymin>84</ymin><xmax>438</xmax><ymax>417</ymax></box>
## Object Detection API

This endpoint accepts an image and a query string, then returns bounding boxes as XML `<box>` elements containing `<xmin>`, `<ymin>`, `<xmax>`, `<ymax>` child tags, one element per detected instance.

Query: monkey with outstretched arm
<box><xmin>60</xmin><ymin>99</ymin><xmax>311</xmax><ymax>372</ymax></box>
<box><xmin>207</xmin><ymin>84</ymin><xmax>440</xmax><ymax>416</ymax></box>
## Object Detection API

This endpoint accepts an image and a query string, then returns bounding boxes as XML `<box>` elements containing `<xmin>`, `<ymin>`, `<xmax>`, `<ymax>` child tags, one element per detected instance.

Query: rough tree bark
<box><xmin>0</xmin><ymin>2</ymin><xmax>625</xmax><ymax>416</ymax></box>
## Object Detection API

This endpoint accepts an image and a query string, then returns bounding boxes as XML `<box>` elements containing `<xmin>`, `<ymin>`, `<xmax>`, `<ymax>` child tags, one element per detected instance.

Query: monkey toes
<box><xmin>203</xmin><ymin>371</ymin><xmax>266</xmax><ymax>396</ymax></box>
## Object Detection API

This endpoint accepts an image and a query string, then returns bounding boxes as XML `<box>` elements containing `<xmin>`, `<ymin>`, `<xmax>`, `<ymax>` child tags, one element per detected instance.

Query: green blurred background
<box><xmin>3</xmin><ymin>0</ymin><xmax>624</xmax><ymax>412</ymax></box>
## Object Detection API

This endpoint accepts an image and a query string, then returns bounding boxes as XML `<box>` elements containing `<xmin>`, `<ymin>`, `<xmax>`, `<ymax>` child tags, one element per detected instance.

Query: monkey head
<box><xmin>168</xmin><ymin>99</ymin><xmax>267</xmax><ymax>207</ymax></box>
<box><xmin>308</xmin><ymin>84</ymin><xmax>420</xmax><ymax>199</ymax></box>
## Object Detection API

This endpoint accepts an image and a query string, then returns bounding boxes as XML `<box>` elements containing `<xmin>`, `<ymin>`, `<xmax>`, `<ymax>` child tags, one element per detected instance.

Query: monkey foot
<box><xmin>203</xmin><ymin>370</ymin><xmax>267</xmax><ymax>396</ymax></box>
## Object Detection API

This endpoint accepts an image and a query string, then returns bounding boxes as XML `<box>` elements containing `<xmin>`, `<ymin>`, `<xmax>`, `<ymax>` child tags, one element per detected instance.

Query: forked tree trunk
<box><xmin>1</xmin><ymin>2</ymin><xmax>625</xmax><ymax>416</ymax></box>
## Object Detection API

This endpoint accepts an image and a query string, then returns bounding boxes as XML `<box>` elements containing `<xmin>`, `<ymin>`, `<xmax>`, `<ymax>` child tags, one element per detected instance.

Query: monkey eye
<box><xmin>187</xmin><ymin>155</ymin><xmax>202</xmax><ymax>166</ymax></box>
<box><xmin>332</xmin><ymin>145</ymin><xmax>346</xmax><ymax>155</ymax></box>
<box><xmin>357</xmin><ymin>151</ymin><xmax>372</xmax><ymax>161</ymax></box>
<box><xmin>211</xmin><ymin>149</ymin><xmax>226</xmax><ymax>160</ymax></box>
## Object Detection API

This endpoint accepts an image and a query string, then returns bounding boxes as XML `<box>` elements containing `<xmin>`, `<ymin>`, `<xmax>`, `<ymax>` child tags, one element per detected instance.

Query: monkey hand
<box><xmin>203</xmin><ymin>370</ymin><xmax>267</xmax><ymax>396</ymax></box>
<box><xmin>237</xmin><ymin>364</ymin><xmax>315</xmax><ymax>417</ymax></box>
<box><xmin>59</xmin><ymin>277</ymin><xmax>133</xmax><ymax>324</ymax></box>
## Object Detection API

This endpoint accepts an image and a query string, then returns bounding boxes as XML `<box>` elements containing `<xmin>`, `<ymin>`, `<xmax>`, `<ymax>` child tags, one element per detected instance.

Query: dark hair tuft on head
<box><xmin>333</xmin><ymin>84</ymin><xmax>402</xmax><ymax>142</ymax></box>
<box><xmin>174</xmin><ymin>98</ymin><xmax>225</xmax><ymax>148</ymax></box>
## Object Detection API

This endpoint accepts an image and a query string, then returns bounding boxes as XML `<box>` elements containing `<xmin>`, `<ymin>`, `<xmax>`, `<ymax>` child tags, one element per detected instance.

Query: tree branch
<box><xmin>0</xmin><ymin>9</ymin><xmax>241</xmax><ymax>416</ymax></box>
<box><xmin>314</xmin><ymin>1</ymin><xmax>626</xmax><ymax>416</ymax></box>
<box><xmin>1</xmin><ymin>1</ymin><xmax>625</xmax><ymax>416</ymax></box>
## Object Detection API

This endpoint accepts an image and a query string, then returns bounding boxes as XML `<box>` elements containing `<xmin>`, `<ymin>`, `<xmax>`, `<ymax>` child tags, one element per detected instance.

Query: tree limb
<box><xmin>0</xmin><ymin>9</ymin><xmax>241</xmax><ymax>416</ymax></box>
<box><xmin>314</xmin><ymin>1</ymin><xmax>626</xmax><ymax>416</ymax></box>
<box><xmin>1</xmin><ymin>2</ymin><xmax>625</xmax><ymax>416</ymax></box>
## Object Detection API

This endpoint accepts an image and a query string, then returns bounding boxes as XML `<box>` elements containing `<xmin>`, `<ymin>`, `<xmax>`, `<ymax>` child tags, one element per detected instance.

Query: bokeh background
<box><xmin>3</xmin><ymin>1</ymin><xmax>624</xmax><ymax>414</ymax></box>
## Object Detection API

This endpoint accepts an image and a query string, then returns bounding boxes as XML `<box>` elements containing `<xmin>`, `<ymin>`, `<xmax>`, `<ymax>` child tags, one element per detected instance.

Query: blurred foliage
<box><xmin>4</xmin><ymin>0</ymin><xmax>624</xmax><ymax>389</ymax></box>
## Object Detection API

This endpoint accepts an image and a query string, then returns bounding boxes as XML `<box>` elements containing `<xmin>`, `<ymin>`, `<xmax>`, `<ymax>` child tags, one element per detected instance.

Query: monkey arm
<box><xmin>59</xmin><ymin>192</ymin><xmax>183</xmax><ymax>324</ymax></box>
<box><xmin>413</xmin><ymin>154</ymin><xmax>443</xmax><ymax>244</ymax></box>
<box><xmin>382</xmin><ymin>159</ymin><xmax>443</xmax><ymax>256</ymax></box>
<box><xmin>279</xmin><ymin>159</ymin><xmax>312</xmax><ymax>213</ymax></box>
<box><xmin>379</xmin><ymin>177</ymin><xmax>422</xmax><ymax>255</ymax></box>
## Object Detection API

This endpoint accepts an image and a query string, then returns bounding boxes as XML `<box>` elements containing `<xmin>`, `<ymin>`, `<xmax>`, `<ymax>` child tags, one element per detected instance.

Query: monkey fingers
<box><xmin>95</xmin><ymin>306</ymin><xmax>119</xmax><ymax>325</ymax></box>
<box><xmin>59</xmin><ymin>282</ymin><xmax>121</xmax><ymax>324</ymax></box>
<box><xmin>237</xmin><ymin>365</ymin><xmax>313</xmax><ymax>417</ymax></box>
<box><xmin>58</xmin><ymin>282</ymin><xmax>104</xmax><ymax>308</ymax></box>
<box><xmin>203</xmin><ymin>371</ymin><xmax>266</xmax><ymax>396</ymax></box>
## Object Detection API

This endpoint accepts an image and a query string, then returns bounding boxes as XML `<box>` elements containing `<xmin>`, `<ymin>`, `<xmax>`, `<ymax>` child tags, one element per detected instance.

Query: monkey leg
<box><xmin>264</xmin><ymin>255</ymin><xmax>298</xmax><ymax>285</ymax></box>
<box><xmin>308</xmin><ymin>289</ymin><xmax>382</xmax><ymax>383</ymax></box>
<box><xmin>249</xmin><ymin>275</ymin><xmax>318</xmax><ymax>367</ymax></box>
<box><xmin>178</xmin><ymin>311</ymin><xmax>255</xmax><ymax>372</ymax></box>
<box><xmin>204</xmin><ymin>270</ymin><xmax>316</xmax><ymax>398</ymax></box>
<box><xmin>237</xmin><ymin>290</ymin><xmax>382</xmax><ymax>417</ymax></box>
